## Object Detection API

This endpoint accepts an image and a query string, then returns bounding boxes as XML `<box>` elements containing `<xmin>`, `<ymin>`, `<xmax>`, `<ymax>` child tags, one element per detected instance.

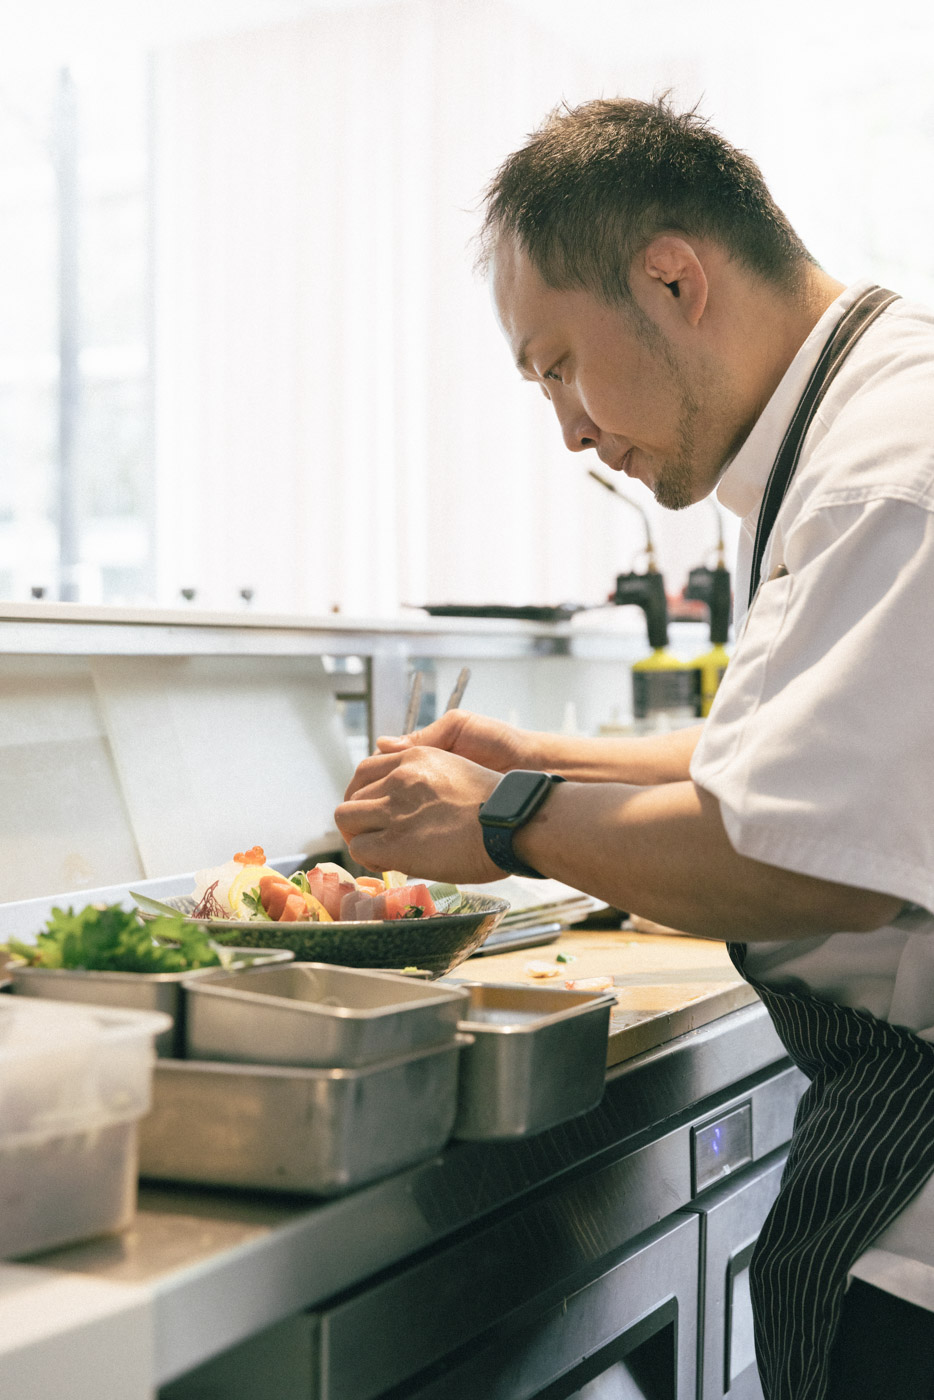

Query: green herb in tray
<box><xmin>6</xmin><ymin>904</ymin><xmax>222</xmax><ymax>974</ymax></box>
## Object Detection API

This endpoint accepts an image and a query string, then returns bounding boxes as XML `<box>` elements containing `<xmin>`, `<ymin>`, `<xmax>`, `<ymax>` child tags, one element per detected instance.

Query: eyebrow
<box><xmin>514</xmin><ymin>336</ymin><xmax>534</xmax><ymax>375</ymax></box>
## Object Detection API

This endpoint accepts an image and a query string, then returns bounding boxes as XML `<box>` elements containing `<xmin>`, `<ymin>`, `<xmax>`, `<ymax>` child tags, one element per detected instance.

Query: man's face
<box><xmin>492</xmin><ymin>239</ymin><xmax>735</xmax><ymax>509</ymax></box>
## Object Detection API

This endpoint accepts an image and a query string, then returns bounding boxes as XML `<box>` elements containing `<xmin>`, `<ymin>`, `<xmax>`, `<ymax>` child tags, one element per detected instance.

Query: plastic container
<box><xmin>0</xmin><ymin>996</ymin><xmax>170</xmax><ymax>1259</ymax></box>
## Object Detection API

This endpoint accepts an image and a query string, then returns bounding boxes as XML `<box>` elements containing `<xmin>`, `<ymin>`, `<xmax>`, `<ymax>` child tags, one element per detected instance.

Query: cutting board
<box><xmin>464</xmin><ymin>928</ymin><xmax>758</xmax><ymax>1067</ymax></box>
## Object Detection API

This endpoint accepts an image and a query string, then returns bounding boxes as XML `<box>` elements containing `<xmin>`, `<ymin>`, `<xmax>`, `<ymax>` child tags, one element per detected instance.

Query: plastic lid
<box><xmin>0</xmin><ymin>996</ymin><xmax>103</xmax><ymax>1061</ymax></box>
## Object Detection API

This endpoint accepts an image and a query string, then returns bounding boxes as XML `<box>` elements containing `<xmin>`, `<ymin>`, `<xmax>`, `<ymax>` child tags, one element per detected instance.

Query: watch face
<box><xmin>479</xmin><ymin>770</ymin><xmax>553</xmax><ymax>827</ymax></box>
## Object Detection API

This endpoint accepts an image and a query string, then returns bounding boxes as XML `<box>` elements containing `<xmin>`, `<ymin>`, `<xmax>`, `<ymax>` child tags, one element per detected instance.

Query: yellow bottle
<box><xmin>691</xmin><ymin>642</ymin><xmax>730</xmax><ymax>717</ymax></box>
<box><xmin>613</xmin><ymin>571</ymin><xmax>701</xmax><ymax>730</ymax></box>
<box><xmin>631</xmin><ymin>647</ymin><xmax>701</xmax><ymax>731</ymax></box>
<box><xmin>684</xmin><ymin>561</ymin><xmax>732</xmax><ymax>716</ymax></box>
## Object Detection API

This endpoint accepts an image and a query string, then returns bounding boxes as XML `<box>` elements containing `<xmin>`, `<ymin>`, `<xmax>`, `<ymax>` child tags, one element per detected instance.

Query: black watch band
<box><xmin>478</xmin><ymin>770</ymin><xmax>566</xmax><ymax>879</ymax></box>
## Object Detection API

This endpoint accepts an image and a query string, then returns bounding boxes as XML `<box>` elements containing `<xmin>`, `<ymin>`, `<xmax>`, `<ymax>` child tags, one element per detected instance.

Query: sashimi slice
<box><xmin>383</xmin><ymin>884</ymin><xmax>438</xmax><ymax>920</ymax></box>
<box><xmin>340</xmin><ymin>889</ymin><xmax>387</xmax><ymax>921</ymax></box>
<box><xmin>402</xmin><ymin>884</ymin><xmax>438</xmax><ymax>918</ymax></box>
<box><xmin>340</xmin><ymin>890</ymin><xmax>367</xmax><ymax>921</ymax></box>
<box><xmin>278</xmin><ymin>891</ymin><xmax>311</xmax><ymax>922</ymax></box>
<box><xmin>308</xmin><ymin>866</ymin><xmax>355</xmax><ymax>919</ymax></box>
<box><xmin>259</xmin><ymin>875</ymin><xmax>295</xmax><ymax>920</ymax></box>
<box><xmin>300</xmin><ymin>890</ymin><xmax>333</xmax><ymax>922</ymax></box>
<box><xmin>312</xmin><ymin>861</ymin><xmax>357</xmax><ymax>884</ymax></box>
<box><xmin>383</xmin><ymin>887</ymin><xmax>415</xmax><ymax>920</ymax></box>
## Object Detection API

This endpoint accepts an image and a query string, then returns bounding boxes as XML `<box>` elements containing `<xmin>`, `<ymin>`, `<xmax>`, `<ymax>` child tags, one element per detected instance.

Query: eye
<box><xmin>543</xmin><ymin>363</ymin><xmax>565</xmax><ymax>384</ymax></box>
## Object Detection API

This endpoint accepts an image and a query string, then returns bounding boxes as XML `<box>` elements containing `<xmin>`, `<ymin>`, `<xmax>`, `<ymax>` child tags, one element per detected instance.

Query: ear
<box><xmin>639</xmin><ymin>235</ymin><xmax>708</xmax><ymax>328</ymax></box>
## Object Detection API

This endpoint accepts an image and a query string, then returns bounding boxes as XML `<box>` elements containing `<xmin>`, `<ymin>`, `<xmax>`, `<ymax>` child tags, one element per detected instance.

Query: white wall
<box><xmin>151</xmin><ymin>0</ymin><xmax>934</xmax><ymax>617</ymax></box>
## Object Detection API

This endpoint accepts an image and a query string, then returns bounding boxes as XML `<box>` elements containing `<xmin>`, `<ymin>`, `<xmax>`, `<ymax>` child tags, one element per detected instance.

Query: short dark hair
<box><xmin>479</xmin><ymin>96</ymin><xmax>815</xmax><ymax>304</ymax></box>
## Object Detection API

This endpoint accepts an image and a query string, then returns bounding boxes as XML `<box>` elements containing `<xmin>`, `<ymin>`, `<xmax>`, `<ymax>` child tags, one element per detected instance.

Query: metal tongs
<box><xmin>403</xmin><ymin>666</ymin><xmax>471</xmax><ymax>734</ymax></box>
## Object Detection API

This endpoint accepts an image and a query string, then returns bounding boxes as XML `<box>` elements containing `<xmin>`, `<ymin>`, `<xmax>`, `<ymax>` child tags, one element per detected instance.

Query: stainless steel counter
<box><xmin>28</xmin><ymin>1000</ymin><xmax>798</xmax><ymax>1389</ymax></box>
<box><xmin>0</xmin><ymin>602</ymin><xmax>775</xmax><ymax>1399</ymax></box>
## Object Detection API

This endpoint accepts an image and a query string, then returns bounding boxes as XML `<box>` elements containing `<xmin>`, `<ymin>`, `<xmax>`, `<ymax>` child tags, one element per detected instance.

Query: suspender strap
<box><xmin>748</xmin><ymin>285</ymin><xmax>900</xmax><ymax>607</ymax></box>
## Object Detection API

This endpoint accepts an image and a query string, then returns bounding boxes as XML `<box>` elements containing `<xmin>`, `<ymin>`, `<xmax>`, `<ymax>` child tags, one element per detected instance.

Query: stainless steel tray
<box><xmin>9</xmin><ymin>950</ymin><xmax>293</xmax><ymax>1058</ymax></box>
<box><xmin>183</xmin><ymin>962</ymin><xmax>468</xmax><ymax>1068</ymax></box>
<box><xmin>451</xmin><ymin>982</ymin><xmax>615</xmax><ymax>1140</ymax></box>
<box><xmin>138</xmin><ymin>1035</ymin><xmax>472</xmax><ymax>1196</ymax></box>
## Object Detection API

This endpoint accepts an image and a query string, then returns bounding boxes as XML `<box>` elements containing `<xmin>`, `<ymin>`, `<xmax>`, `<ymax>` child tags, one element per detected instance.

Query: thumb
<box><xmin>378</xmin><ymin>712</ymin><xmax>462</xmax><ymax>753</ymax></box>
<box><xmin>375</xmin><ymin>734</ymin><xmax>413</xmax><ymax>752</ymax></box>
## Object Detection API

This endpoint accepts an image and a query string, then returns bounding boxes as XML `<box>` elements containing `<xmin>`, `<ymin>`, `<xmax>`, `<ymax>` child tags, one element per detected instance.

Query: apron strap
<box><xmin>748</xmin><ymin>285</ymin><xmax>900</xmax><ymax>608</ymax></box>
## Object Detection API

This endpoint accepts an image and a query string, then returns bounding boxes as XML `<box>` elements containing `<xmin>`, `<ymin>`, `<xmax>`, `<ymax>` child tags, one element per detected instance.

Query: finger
<box><xmin>343</xmin><ymin>832</ymin><xmax>392</xmax><ymax>874</ymax></box>
<box><xmin>333</xmin><ymin>795</ymin><xmax>391</xmax><ymax>839</ymax></box>
<box><xmin>385</xmin><ymin>712</ymin><xmax>465</xmax><ymax>754</ymax></box>
<box><xmin>343</xmin><ymin>750</ymin><xmax>403</xmax><ymax>801</ymax></box>
<box><xmin>341</xmin><ymin>770</ymin><xmax>398</xmax><ymax>808</ymax></box>
<box><xmin>376</xmin><ymin>735</ymin><xmax>411</xmax><ymax>752</ymax></box>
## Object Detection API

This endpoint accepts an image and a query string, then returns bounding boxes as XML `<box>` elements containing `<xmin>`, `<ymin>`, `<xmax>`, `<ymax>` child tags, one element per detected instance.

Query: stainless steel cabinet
<box><xmin>161</xmin><ymin>1213</ymin><xmax>700</xmax><ymax>1400</ymax></box>
<box><xmin>159</xmin><ymin>1068</ymin><xmax>803</xmax><ymax>1400</ymax></box>
<box><xmin>382</xmin><ymin>1212</ymin><xmax>700</xmax><ymax>1400</ymax></box>
<box><xmin>686</xmin><ymin>1148</ymin><xmax>788</xmax><ymax>1400</ymax></box>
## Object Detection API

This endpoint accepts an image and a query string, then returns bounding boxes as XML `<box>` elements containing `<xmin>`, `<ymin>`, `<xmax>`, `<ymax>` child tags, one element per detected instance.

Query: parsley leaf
<box><xmin>240</xmin><ymin>888</ymin><xmax>272</xmax><ymax>920</ymax></box>
<box><xmin>7</xmin><ymin>905</ymin><xmax>222</xmax><ymax>973</ymax></box>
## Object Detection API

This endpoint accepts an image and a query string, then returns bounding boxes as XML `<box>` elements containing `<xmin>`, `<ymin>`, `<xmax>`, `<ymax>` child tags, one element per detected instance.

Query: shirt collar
<box><xmin>715</xmin><ymin>279</ymin><xmax>876</xmax><ymax>521</ymax></box>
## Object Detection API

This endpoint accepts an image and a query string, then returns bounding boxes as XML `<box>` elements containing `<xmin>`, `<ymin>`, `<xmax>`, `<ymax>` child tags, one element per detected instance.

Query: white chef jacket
<box><xmin>689</xmin><ymin>279</ymin><xmax>934</xmax><ymax>1305</ymax></box>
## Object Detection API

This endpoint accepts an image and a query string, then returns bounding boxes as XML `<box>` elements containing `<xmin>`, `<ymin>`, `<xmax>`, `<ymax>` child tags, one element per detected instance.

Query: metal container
<box><xmin>138</xmin><ymin>1035</ymin><xmax>472</xmax><ymax>1196</ymax></box>
<box><xmin>183</xmin><ymin>962</ymin><xmax>469</xmax><ymax>1068</ymax></box>
<box><xmin>10</xmin><ymin>949</ymin><xmax>293</xmax><ymax>1058</ymax></box>
<box><xmin>451</xmin><ymin>981</ymin><xmax>616</xmax><ymax>1140</ymax></box>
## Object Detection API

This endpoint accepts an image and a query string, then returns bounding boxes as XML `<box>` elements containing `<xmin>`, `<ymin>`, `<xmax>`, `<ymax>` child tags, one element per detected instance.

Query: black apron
<box><xmin>730</xmin><ymin>284</ymin><xmax>934</xmax><ymax>1400</ymax></box>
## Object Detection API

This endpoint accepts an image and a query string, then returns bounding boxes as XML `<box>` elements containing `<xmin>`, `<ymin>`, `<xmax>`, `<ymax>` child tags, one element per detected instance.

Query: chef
<box><xmin>335</xmin><ymin>97</ymin><xmax>934</xmax><ymax>1400</ymax></box>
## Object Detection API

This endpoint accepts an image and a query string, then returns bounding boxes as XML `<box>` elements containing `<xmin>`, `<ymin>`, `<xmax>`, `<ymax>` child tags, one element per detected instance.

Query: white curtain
<box><xmin>152</xmin><ymin>0</ymin><xmax>934</xmax><ymax>617</ymax></box>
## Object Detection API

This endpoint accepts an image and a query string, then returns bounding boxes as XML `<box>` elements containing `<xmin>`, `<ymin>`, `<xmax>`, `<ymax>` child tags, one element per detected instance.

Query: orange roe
<box><xmin>233</xmin><ymin>845</ymin><xmax>266</xmax><ymax>865</ymax></box>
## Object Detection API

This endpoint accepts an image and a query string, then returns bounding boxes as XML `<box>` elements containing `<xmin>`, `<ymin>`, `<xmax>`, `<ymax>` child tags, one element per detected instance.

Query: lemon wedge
<box><xmin>382</xmin><ymin>870</ymin><xmax>408</xmax><ymax>888</ymax></box>
<box><xmin>228</xmin><ymin>863</ymin><xmax>280</xmax><ymax>918</ymax></box>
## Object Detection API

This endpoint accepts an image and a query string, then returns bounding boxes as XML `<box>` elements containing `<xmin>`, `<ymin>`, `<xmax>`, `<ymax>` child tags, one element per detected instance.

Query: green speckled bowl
<box><xmin>148</xmin><ymin>892</ymin><xmax>510</xmax><ymax>979</ymax></box>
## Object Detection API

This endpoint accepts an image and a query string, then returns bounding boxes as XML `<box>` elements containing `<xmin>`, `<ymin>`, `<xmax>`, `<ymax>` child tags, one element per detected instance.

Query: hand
<box><xmin>375</xmin><ymin>709</ymin><xmax>537</xmax><ymax>773</ymax></box>
<box><xmin>336</xmin><ymin>746</ymin><xmax>504</xmax><ymax>882</ymax></box>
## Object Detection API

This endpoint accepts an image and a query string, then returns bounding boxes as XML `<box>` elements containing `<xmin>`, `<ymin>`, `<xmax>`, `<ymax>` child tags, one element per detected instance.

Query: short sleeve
<box><xmin>690</xmin><ymin>495</ymin><xmax>934</xmax><ymax>910</ymax></box>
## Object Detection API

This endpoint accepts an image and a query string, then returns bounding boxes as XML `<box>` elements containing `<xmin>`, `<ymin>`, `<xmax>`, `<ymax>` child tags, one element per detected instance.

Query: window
<box><xmin>0</xmin><ymin>54</ymin><xmax>151</xmax><ymax>603</ymax></box>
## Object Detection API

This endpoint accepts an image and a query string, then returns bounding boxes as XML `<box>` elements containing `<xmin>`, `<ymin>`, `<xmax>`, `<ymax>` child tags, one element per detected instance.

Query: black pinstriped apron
<box><xmin>729</xmin><ymin>284</ymin><xmax>934</xmax><ymax>1400</ymax></box>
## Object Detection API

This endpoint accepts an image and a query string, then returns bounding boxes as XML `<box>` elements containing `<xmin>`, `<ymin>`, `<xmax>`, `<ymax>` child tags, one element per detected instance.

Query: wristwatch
<box><xmin>478</xmin><ymin>770</ymin><xmax>566</xmax><ymax>879</ymax></box>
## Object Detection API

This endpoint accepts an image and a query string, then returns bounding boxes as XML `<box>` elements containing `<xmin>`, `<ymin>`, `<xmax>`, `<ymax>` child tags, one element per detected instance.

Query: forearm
<box><xmin>513</xmin><ymin>779</ymin><xmax>903</xmax><ymax>942</ymax></box>
<box><xmin>523</xmin><ymin>724</ymin><xmax>703</xmax><ymax>785</ymax></box>
<box><xmin>378</xmin><ymin>712</ymin><xmax>701</xmax><ymax>786</ymax></box>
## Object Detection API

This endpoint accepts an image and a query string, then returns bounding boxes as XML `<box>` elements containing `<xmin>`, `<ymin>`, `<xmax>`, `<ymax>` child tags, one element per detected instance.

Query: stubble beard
<box><xmin>649</xmin><ymin>375</ymin><xmax>700</xmax><ymax>512</ymax></box>
<box><xmin>649</xmin><ymin>347</ymin><xmax>730</xmax><ymax>512</ymax></box>
<box><xmin>622</xmin><ymin>302</ymin><xmax>706</xmax><ymax>512</ymax></box>
<box><xmin>652</xmin><ymin>389</ymin><xmax>699</xmax><ymax>510</ymax></box>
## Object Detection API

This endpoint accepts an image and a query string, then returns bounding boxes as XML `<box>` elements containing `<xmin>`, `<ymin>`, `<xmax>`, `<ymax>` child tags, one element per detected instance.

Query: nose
<box><xmin>550</xmin><ymin>395</ymin><xmax>600</xmax><ymax>453</ymax></box>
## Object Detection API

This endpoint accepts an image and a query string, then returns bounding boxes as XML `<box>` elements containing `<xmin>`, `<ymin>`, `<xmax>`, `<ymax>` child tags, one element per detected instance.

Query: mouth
<box><xmin>607</xmin><ymin>448</ymin><xmax>635</xmax><ymax>476</ymax></box>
